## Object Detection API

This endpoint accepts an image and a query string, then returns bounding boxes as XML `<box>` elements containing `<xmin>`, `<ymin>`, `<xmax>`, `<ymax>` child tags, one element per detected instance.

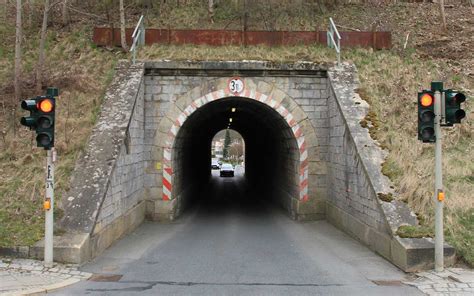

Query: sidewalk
<box><xmin>404</xmin><ymin>268</ymin><xmax>474</xmax><ymax>295</ymax></box>
<box><xmin>1</xmin><ymin>257</ymin><xmax>473</xmax><ymax>295</ymax></box>
<box><xmin>0</xmin><ymin>258</ymin><xmax>91</xmax><ymax>296</ymax></box>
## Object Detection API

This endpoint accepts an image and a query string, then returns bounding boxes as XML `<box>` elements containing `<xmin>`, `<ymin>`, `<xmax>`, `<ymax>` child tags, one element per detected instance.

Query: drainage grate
<box><xmin>89</xmin><ymin>274</ymin><xmax>123</xmax><ymax>282</ymax></box>
<box><xmin>372</xmin><ymin>280</ymin><xmax>403</xmax><ymax>286</ymax></box>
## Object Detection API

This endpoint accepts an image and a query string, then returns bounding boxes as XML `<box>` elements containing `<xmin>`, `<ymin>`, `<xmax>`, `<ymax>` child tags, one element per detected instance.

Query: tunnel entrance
<box><xmin>148</xmin><ymin>71</ymin><xmax>328</xmax><ymax>223</ymax></box>
<box><xmin>168</xmin><ymin>96</ymin><xmax>302</xmax><ymax>214</ymax></box>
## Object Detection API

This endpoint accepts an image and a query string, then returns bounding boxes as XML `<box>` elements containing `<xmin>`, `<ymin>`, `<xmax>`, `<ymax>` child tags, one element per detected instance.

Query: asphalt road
<box><xmin>54</xmin><ymin>170</ymin><xmax>421</xmax><ymax>295</ymax></box>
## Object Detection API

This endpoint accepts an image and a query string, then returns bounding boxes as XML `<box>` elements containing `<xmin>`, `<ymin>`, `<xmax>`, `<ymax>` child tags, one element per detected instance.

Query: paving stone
<box><xmin>449</xmin><ymin>273</ymin><xmax>474</xmax><ymax>284</ymax></box>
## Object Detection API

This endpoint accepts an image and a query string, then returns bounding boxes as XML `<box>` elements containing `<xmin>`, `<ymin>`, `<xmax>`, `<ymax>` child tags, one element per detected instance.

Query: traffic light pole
<box><xmin>44</xmin><ymin>149</ymin><xmax>54</xmax><ymax>267</ymax></box>
<box><xmin>434</xmin><ymin>90</ymin><xmax>444</xmax><ymax>272</ymax></box>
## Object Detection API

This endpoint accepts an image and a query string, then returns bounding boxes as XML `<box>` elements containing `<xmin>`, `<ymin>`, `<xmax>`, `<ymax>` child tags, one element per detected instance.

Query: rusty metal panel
<box><xmin>244</xmin><ymin>31</ymin><xmax>280</xmax><ymax>46</ymax></box>
<box><xmin>342</xmin><ymin>32</ymin><xmax>374</xmax><ymax>48</ymax></box>
<box><xmin>281</xmin><ymin>31</ymin><xmax>322</xmax><ymax>46</ymax></box>
<box><xmin>92</xmin><ymin>27</ymin><xmax>391</xmax><ymax>50</ymax></box>
<box><xmin>171</xmin><ymin>30</ymin><xmax>242</xmax><ymax>46</ymax></box>
<box><xmin>319</xmin><ymin>31</ymin><xmax>391</xmax><ymax>50</ymax></box>
<box><xmin>145</xmin><ymin>29</ymin><xmax>170</xmax><ymax>45</ymax></box>
<box><xmin>93</xmin><ymin>27</ymin><xmax>134</xmax><ymax>47</ymax></box>
<box><xmin>374</xmin><ymin>32</ymin><xmax>391</xmax><ymax>49</ymax></box>
<box><xmin>93</xmin><ymin>27</ymin><xmax>112</xmax><ymax>46</ymax></box>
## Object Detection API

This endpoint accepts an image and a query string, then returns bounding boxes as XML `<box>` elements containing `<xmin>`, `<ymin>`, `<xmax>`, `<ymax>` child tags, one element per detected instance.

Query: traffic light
<box><xmin>20</xmin><ymin>96</ymin><xmax>55</xmax><ymax>149</ymax></box>
<box><xmin>418</xmin><ymin>91</ymin><xmax>436</xmax><ymax>143</ymax></box>
<box><xmin>36</xmin><ymin>96</ymin><xmax>55</xmax><ymax>149</ymax></box>
<box><xmin>20</xmin><ymin>99</ymin><xmax>39</xmax><ymax>130</ymax></box>
<box><xmin>444</xmin><ymin>90</ymin><xmax>466</xmax><ymax>126</ymax></box>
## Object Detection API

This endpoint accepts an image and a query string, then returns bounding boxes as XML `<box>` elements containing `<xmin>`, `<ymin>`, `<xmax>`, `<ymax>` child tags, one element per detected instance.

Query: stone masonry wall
<box><xmin>326</xmin><ymin>63</ymin><xmax>418</xmax><ymax>235</ymax></box>
<box><xmin>142</xmin><ymin>61</ymin><xmax>329</xmax><ymax>220</ymax></box>
<box><xmin>59</xmin><ymin>61</ymin><xmax>146</xmax><ymax>235</ymax></box>
<box><xmin>93</xmin><ymin>75</ymin><xmax>145</xmax><ymax>235</ymax></box>
<box><xmin>326</xmin><ymin>76</ymin><xmax>386</xmax><ymax>232</ymax></box>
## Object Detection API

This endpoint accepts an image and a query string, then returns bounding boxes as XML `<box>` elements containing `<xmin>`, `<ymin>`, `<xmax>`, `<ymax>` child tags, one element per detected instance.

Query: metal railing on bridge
<box><xmin>327</xmin><ymin>17</ymin><xmax>341</xmax><ymax>67</ymax></box>
<box><xmin>130</xmin><ymin>15</ymin><xmax>145</xmax><ymax>64</ymax></box>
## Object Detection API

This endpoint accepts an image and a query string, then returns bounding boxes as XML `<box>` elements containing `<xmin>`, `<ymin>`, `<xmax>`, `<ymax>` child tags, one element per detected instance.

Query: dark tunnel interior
<box><xmin>172</xmin><ymin>97</ymin><xmax>300</xmax><ymax>212</ymax></box>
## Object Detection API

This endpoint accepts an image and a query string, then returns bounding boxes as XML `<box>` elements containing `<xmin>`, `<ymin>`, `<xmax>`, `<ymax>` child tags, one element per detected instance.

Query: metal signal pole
<box><xmin>44</xmin><ymin>148</ymin><xmax>55</xmax><ymax>267</ymax></box>
<box><xmin>433</xmin><ymin>86</ymin><xmax>444</xmax><ymax>272</ymax></box>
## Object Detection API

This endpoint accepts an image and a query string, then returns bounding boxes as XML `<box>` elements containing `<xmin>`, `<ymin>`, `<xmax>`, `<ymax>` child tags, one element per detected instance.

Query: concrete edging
<box><xmin>15</xmin><ymin>277</ymin><xmax>82</xmax><ymax>296</ymax></box>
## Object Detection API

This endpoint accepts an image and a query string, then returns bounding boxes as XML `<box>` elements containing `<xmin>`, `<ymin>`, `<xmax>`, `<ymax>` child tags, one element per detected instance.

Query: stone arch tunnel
<box><xmin>162</xmin><ymin>92</ymin><xmax>315</xmax><ymax>219</ymax></box>
<box><xmin>170</xmin><ymin>96</ymin><xmax>303</xmax><ymax>205</ymax></box>
<box><xmin>49</xmin><ymin>60</ymin><xmax>453</xmax><ymax>272</ymax></box>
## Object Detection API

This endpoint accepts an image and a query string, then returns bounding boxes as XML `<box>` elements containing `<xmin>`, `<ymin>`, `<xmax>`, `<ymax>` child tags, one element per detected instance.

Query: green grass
<box><xmin>446</xmin><ymin>209</ymin><xmax>474</xmax><ymax>265</ymax></box>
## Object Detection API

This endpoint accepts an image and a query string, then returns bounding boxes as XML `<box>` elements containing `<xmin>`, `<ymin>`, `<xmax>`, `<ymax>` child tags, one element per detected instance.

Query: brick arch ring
<box><xmin>162</xmin><ymin>86</ymin><xmax>309</xmax><ymax>202</ymax></box>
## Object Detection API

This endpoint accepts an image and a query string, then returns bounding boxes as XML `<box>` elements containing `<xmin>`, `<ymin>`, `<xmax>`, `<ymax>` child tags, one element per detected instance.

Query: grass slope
<box><xmin>0</xmin><ymin>25</ymin><xmax>123</xmax><ymax>246</ymax></box>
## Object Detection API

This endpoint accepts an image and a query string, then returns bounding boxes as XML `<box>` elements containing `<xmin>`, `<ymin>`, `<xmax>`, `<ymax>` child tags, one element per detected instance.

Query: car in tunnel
<box><xmin>219</xmin><ymin>163</ymin><xmax>234</xmax><ymax>177</ymax></box>
<box><xmin>211</xmin><ymin>160</ymin><xmax>220</xmax><ymax>170</ymax></box>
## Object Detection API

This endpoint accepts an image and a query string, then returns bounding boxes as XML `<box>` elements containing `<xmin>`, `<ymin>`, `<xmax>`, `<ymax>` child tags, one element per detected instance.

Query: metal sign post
<box><xmin>44</xmin><ymin>148</ymin><xmax>55</xmax><ymax>267</ymax></box>
<box><xmin>432</xmin><ymin>83</ymin><xmax>444</xmax><ymax>272</ymax></box>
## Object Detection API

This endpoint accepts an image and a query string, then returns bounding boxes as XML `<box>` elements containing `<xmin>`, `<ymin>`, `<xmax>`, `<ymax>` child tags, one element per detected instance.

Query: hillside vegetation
<box><xmin>0</xmin><ymin>1</ymin><xmax>472</xmax><ymax>265</ymax></box>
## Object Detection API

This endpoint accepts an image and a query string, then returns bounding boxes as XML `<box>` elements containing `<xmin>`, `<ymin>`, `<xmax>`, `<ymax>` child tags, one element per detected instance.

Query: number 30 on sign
<box><xmin>228</xmin><ymin>77</ymin><xmax>244</xmax><ymax>95</ymax></box>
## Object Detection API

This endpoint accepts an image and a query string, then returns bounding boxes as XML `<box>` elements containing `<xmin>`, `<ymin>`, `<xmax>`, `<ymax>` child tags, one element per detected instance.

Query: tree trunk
<box><xmin>208</xmin><ymin>0</ymin><xmax>214</xmax><ymax>23</ymax></box>
<box><xmin>439</xmin><ymin>0</ymin><xmax>447</xmax><ymax>30</ymax></box>
<box><xmin>2</xmin><ymin>0</ymin><xmax>7</xmax><ymax>23</ymax></box>
<box><xmin>14</xmin><ymin>0</ymin><xmax>22</xmax><ymax>104</ymax></box>
<box><xmin>242</xmin><ymin>0</ymin><xmax>248</xmax><ymax>31</ymax></box>
<box><xmin>26</xmin><ymin>0</ymin><xmax>32</xmax><ymax>27</ymax></box>
<box><xmin>119</xmin><ymin>0</ymin><xmax>128</xmax><ymax>51</ymax></box>
<box><xmin>62</xmin><ymin>0</ymin><xmax>69</xmax><ymax>26</ymax></box>
<box><xmin>36</xmin><ymin>0</ymin><xmax>49</xmax><ymax>93</ymax></box>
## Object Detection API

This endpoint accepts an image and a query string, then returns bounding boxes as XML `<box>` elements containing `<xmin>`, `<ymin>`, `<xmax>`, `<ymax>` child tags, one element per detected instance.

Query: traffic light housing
<box><xmin>444</xmin><ymin>89</ymin><xmax>466</xmax><ymax>126</ymax></box>
<box><xmin>20</xmin><ymin>96</ymin><xmax>55</xmax><ymax>149</ymax></box>
<box><xmin>20</xmin><ymin>99</ymin><xmax>39</xmax><ymax>130</ymax></box>
<box><xmin>418</xmin><ymin>91</ymin><xmax>436</xmax><ymax>143</ymax></box>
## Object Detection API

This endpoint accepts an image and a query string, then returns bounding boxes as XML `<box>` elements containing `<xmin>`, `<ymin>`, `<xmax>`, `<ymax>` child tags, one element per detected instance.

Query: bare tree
<box><xmin>2</xmin><ymin>0</ymin><xmax>6</xmax><ymax>23</ymax></box>
<box><xmin>208</xmin><ymin>0</ymin><xmax>214</xmax><ymax>23</ymax></box>
<box><xmin>36</xmin><ymin>0</ymin><xmax>49</xmax><ymax>93</ymax></box>
<box><xmin>62</xmin><ymin>0</ymin><xmax>70</xmax><ymax>26</ymax></box>
<box><xmin>14</xmin><ymin>0</ymin><xmax>22</xmax><ymax>104</ymax></box>
<box><xmin>26</xmin><ymin>0</ymin><xmax>32</xmax><ymax>27</ymax></box>
<box><xmin>119</xmin><ymin>0</ymin><xmax>128</xmax><ymax>51</ymax></box>
<box><xmin>439</xmin><ymin>0</ymin><xmax>447</xmax><ymax>30</ymax></box>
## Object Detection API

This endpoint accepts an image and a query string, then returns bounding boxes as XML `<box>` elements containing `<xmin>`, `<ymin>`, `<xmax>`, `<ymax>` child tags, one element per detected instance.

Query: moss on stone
<box><xmin>396</xmin><ymin>225</ymin><xmax>434</xmax><ymax>238</ymax></box>
<box><xmin>377</xmin><ymin>192</ymin><xmax>394</xmax><ymax>202</ymax></box>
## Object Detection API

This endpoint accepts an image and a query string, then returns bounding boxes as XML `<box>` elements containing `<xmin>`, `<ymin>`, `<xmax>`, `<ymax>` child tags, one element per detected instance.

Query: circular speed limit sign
<box><xmin>228</xmin><ymin>77</ymin><xmax>244</xmax><ymax>95</ymax></box>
